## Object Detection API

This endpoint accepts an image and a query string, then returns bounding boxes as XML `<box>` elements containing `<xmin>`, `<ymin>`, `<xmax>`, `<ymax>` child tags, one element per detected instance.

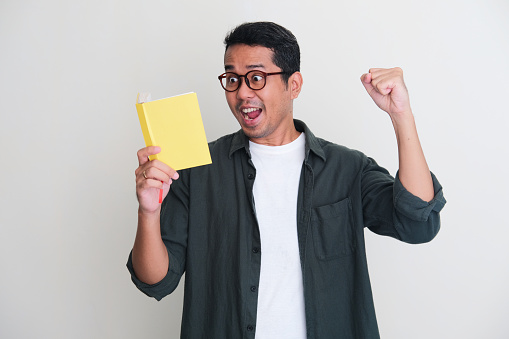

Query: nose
<box><xmin>236</xmin><ymin>77</ymin><xmax>255</xmax><ymax>100</ymax></box>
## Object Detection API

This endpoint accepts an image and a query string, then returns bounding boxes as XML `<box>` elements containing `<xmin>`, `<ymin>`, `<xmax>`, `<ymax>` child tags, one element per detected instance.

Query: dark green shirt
<box><xmin>127</xmin><ymin>120</ymin><xmax>446</xmax><ymax>339</ymax></box>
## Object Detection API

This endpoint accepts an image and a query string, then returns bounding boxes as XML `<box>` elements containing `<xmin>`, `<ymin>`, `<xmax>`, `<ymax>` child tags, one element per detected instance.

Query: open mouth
<box><xmin>242</xmin><ymin>107</ymin><xmax>262</xmax><ymax>121</ymax></box>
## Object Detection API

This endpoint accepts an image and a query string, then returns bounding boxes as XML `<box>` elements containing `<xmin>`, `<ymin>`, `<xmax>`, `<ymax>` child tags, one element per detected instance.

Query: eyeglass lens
<box><xmin>221</xmin><ymin>71</ymin><xmax>266</xmax><ymax>91</ymax></box>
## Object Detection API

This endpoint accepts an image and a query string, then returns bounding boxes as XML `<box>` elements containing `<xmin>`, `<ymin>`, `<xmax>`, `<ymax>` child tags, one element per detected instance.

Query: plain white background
<box><xmin>1</xmin><ymin>0</ymin><xmax>508</xmax><ymax>338</ymax></box>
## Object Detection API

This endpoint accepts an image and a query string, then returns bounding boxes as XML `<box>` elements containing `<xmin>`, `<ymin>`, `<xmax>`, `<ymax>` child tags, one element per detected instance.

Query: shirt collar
<box><xmin>228</xmin><ymin>119</ymin><xmax>326</xmax><ymax>162</ymax></box>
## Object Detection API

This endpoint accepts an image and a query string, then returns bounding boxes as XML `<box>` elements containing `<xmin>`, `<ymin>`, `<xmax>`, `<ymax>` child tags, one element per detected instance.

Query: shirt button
<box><xmin>247</xmin><ymin>173</ymin><xmax>255</xmax><ymax>180</ymax></box>
<box><xmin>247</xmin><ymin>325</ymin><xmax>254</xmax><ymax>331</ymax></box>
<box><xmin>250</xmin><ymin>285</ymin><xmax>257</xmax><ymax>292</ymax></box>
<box><xmin>252</xmin><ymin>247</ymin><xmax>260</xmax><ymax>253</ymax></box>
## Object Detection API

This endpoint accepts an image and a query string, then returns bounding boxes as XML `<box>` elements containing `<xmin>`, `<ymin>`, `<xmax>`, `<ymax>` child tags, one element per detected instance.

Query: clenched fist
<box><xmin>361</xmin><ymin>67</ymin><xmax>412</xmax><ymax>118</ymax></box>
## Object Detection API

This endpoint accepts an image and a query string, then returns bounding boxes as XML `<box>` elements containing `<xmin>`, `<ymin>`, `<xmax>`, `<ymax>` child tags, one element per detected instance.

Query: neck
<box><xmin>249</xmin><ymin>126</ymin><xmax>300</xmax><ymax>146</ymax></box>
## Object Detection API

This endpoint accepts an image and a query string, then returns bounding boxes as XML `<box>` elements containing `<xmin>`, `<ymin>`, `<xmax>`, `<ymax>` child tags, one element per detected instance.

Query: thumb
<box><xmin>360</xmin><ymin>72</ymin><xmax>383</xmax><ymax>102</ymax></box>
<box><xmin>361</xmin><ymin>72</ymin><xmax>371</xmax><ymax>84</ymax></box>
<box><xmin>360</xmin><ymin>73</ymin><xmax>374</xmax><ymax>93</ymax></box>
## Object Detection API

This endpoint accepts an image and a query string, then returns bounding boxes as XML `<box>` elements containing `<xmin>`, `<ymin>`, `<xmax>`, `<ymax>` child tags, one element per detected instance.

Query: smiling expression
<box><xmin>223</xmin><ymin>44</ymin><xmax>303</xmax><ymax>146</ymax></box>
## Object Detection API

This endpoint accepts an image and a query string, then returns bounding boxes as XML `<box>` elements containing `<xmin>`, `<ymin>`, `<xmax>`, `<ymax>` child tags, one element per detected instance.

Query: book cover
<box><xmin>136</xmin><ymin>92</ymin><xmax>212</xmax><ymax>171</ymax></box>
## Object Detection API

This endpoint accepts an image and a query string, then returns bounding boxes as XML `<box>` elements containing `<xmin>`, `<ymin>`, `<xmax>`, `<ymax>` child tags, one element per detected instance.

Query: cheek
<box><xmin>265</xmin><ymin>95</ymin><xmax>286</xmax><ymax>115</ymax></box>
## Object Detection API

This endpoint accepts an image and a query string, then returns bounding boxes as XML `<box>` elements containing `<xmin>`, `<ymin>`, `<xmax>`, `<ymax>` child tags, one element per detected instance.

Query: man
<box><xmin>127</xmin><ymin>22</ymin><xmax>445</xmax><ymax>338</ymax></box>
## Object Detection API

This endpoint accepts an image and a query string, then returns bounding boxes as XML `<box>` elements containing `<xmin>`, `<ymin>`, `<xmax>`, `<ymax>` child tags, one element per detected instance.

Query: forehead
<box><xmin>224</xmin><ymin>44</ymin><xmax>276</xmax><ymax>71</ymax></box>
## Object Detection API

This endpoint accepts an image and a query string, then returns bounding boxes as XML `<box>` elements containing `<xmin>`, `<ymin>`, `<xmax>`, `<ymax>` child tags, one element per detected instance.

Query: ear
<box><xmin>289</xmin><ymin>72</ymin><xmax>303</xmax><ymax>99</ymax></box>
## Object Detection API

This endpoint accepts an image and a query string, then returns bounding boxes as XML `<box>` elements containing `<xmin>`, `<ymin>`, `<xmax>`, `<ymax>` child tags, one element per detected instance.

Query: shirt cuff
<box><xmin>393</xmin><ymin>171</ymin><xmax>446</xmax><ymax>222</ymax></box>
<box><xmin>126</xmin><ymin>249</ymin><xmax>182</xmax><ymax>301</ymax></box>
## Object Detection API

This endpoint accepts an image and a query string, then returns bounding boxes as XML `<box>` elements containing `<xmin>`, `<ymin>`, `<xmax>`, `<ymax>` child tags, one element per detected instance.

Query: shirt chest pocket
<box><xmin>311</xmin><ymin>197</ymin><xmax>356</xmax><ymax>260</ymax></box>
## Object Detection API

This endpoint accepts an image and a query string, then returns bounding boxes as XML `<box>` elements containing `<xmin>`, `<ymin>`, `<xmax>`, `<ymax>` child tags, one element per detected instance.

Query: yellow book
<box><xmin>136</xmin><ymin>92</ymin><xmax>212</xmax><ymax>170</ymax></box>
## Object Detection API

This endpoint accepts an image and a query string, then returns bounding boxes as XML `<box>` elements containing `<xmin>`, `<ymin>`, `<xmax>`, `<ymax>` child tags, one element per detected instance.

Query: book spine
<box><xmin>135</xmin><ymin>103</ymin><xmax>158</xmax><ymax>161</ymax></box>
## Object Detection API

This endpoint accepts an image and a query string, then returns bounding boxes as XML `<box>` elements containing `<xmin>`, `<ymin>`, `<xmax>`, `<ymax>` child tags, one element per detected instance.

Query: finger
<box><xmin>372</xmin><ymin>78</ymin><xmax>394</xmax><ymax>96</ymax></box>
<box><xmin>142</xmin><ymin>166</ymin><xmax>172</xmax><ymax>184</ymax></box>
<box><xmin>137</xmin><ymin>146</ymin><xmax>161</xmax><ymax>166</ymax></box>
<box><xmin>136</xmin><ymin>178</ymin><xmax>172</xmax><ymax>202</ymax></box>
<box><xmin>368</xmin><ymin>67</ymin><xmax>389</xmax><ymax>74</ymax></box>
<box><xmin>360</xmin><ymin>72</ymin><xmax>372</xmax><ymax>84</ymax></box>
<box><xmin>137</xmin><ymin>177</ymin><xmax>167</xmax><ymax>189</ymax></box>
<box><xmin>152</xmin><ymin>160</ymin><xmax>179</xmax><ymax>180</ymax></box>
<box><xmin>361</xmin><ymin>73</ymin><xmax>374</xmax><ymax>92</ymax></box>
<box><xmin>369</xmin><ymin>67</ymin><xmax>398</xmax><ymax>78</ymax></box>
<box><xmin>144</xmin><ymin>159</ymin><xmax>179</xmax><ymax>180</ymax></box>
<box><xmin>361</xmin><ymin>73</ymin><xmax>383</xmax><ymax>99</ymax></box>
<box><xmin>136</xmin><ymin>171</ymin><xmax>174</xmax><ymax>196</ymax></box>
<box><xmin>369</xmin><ymin>72</ymin><xmax>399</xmax><ymax>96</ymax></box>
<box><xmin>135</xmin><ymin>148</ymin><xmax>179</xmax><ymax>181</ymax></box>
<box><xmin>370</xmin><ymin>67</ymin><xmax>404</xmax><ymax>82</ymax></box>
<box><xmin>136</xmin><ymin>168</ymin><xmax>167</xmax><ymax>188</ymax></box>
<box><xmin>135</xmin><ymin>165</ymin><xmax>178</xmax><ymax>188</ymax></box>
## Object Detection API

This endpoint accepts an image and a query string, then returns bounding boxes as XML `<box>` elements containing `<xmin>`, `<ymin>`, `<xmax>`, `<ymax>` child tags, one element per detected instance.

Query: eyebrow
<box><xmin>224</xmin><ymin>64</ymin><xmax>266</xmax><ymax>71</ymax></box>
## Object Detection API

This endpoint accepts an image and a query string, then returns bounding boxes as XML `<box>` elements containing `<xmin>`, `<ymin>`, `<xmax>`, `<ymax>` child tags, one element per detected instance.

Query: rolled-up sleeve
<box><xmin>126</xmin><ymin>248</ymin><xmax>184</xmax><ymax>301</ymax></box>
<box><xmin>361</xmin><ymin>156</ymin><xmax>446</xmax><ymax>244</ymax></box>
<box><xmin>391</xmin><ymin>171</ymin><xmax>446</xmax><ymax>243</ymax></box>
<box><xmin>394</xmin><ymin>171</ymin><xmax>446</xmax><ymax>221</ymax></box>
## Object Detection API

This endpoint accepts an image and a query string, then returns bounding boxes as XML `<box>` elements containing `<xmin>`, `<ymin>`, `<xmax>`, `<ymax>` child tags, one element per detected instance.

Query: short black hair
<box><xmin>224</xmin><ymin>22</ymin><xmax>300</xmax><ymax>84</ymax></box>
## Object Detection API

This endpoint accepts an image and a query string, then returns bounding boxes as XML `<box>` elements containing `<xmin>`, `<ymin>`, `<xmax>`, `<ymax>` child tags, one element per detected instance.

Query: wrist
<box><xmin>390</xmin><ymin>110</ymin><xmax>415</xmax><ymax>133</ymax></box>
<box><xmin>138</xmin><ymin>207</ymin><xmax>161</xmax><ymax>222</ymax></box>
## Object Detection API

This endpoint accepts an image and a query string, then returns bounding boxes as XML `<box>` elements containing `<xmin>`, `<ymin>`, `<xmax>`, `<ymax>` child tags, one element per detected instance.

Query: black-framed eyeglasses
<box><xmin>218</xmin><ymin>70</ymin><xmax>287</xmax><ymax>92</ymax></box>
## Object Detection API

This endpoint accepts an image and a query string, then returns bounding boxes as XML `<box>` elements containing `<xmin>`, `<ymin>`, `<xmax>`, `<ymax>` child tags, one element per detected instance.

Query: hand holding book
<box><xmin>135</xmin><ymin>146</ymin><xmax>179</xmax><ymax>213</ymax></box>
<box><xmin>135</xmin><ymin>92</ymin><xmax>212</xmax><ymax>205</ymax></box>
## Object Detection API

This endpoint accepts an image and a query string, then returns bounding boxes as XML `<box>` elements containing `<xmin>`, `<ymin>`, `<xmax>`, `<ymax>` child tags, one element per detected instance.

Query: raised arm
<box><xmin>131</xmin><ymin>146</ymin><xmax>179</xmax><ymax>284</ymax></box>
<box><xmin>361</xmin><ymin>67</ymin><xmax>434</xmax><ymax>202</ymax></box>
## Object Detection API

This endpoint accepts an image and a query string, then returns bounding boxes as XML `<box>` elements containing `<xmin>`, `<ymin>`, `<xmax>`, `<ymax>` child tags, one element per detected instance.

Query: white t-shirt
<box><xmin>249</xmin><ymin>133</ymin><xmax>307</xmax><ymax>339</ymax></box>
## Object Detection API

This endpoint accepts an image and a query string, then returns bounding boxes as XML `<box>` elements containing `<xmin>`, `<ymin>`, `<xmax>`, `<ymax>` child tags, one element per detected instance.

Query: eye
<box><xmin>227</xmin><ymin>76</ymin><xmax>239</xmax><ymax>83</ymax></box>
<box><xmin>251</xmin><ymin>74</ymin><xmax>264</xmax><ymax>83</ymax></box>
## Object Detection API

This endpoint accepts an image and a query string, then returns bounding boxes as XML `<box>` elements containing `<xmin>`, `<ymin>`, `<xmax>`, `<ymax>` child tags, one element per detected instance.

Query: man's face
<box><xmin>223</xmin><ymin>44</ymin><xmax>301</xmax><ymax>145</ymax></box>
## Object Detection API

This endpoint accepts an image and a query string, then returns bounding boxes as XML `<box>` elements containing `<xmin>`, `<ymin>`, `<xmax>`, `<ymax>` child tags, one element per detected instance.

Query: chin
<box><xmin>242</xmin><ymin>127</ymin><xmax>271</xmax><ymax>140</ymax></box>
<box><xmin>240</xmin><ymin>126</ymin><xmax>258</xmax><ymax>138</ymax></box>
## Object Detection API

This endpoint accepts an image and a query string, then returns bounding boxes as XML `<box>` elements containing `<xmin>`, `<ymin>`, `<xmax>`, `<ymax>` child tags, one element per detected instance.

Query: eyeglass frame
<box><xmin>217</xmin><ymin>70</ymin><xmax>288</xmax><ymax>92</ymax></box>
